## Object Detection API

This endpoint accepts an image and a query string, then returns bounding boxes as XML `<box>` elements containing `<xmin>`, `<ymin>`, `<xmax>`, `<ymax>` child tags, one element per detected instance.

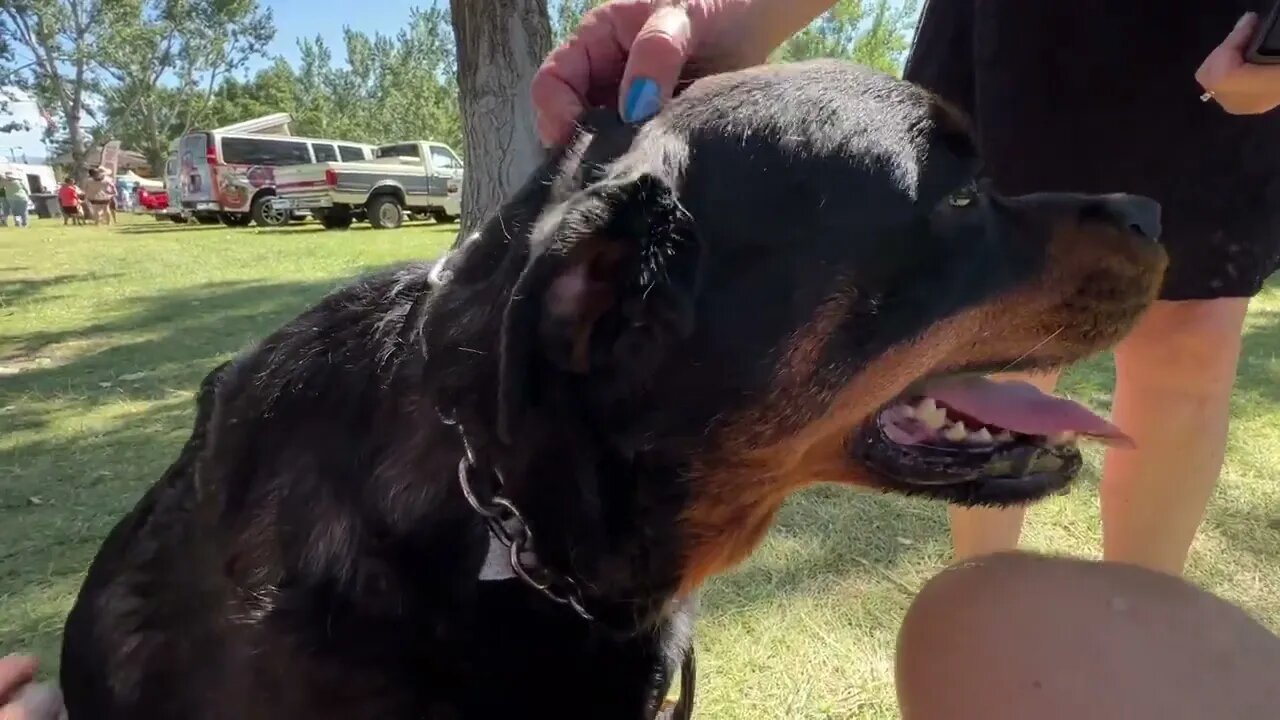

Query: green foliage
<box><xmin>95</xmin><ymin>0</ymin><xmax>275</xmax><ymax>174</ymax></box>
<box><xmin>0</xmin><ymin>0</ymin><xmax>105</xmax><ymax>175</ymax></box>
<box><xmin>154</xmin><ymin>7</ymin><xmax>462</xmax><ymax>155</ymax></box>
<box><xmin>286</xmin><ymin>7</ymin><xmax>461</xmax><ymax>148</ymax></box>
<box><xmin>2</xmin><ymin>0</ymin><xmax>920</xmax><ymax>175</ymax></box>
<box><xmin>552</xmin><ymin>0</ymin><xmax>608</xmax><ymax>43</ymax></box>
<box><xmin>773</xmin><ymin>0</ymin><xmax>919</xmax><ymax>76</ymax></box>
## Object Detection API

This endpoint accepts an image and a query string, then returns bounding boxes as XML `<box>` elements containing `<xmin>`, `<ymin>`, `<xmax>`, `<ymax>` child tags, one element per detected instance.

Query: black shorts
<box><xmin>61</xmin><ymin>205</ymin><xmax>80</xmax><ymax>216</ymax></box>
<box><xmin>904</xmin><ymin>0</ymin><xmax>1280</xmax><ymax>301</ymax></box>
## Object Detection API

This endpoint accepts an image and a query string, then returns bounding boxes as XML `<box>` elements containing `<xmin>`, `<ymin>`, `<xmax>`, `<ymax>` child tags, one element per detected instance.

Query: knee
<box><xmin>896</xmin><ymin>552</ymin><xmax>1053</xmax><ymax>717</ymax></box>
<box><xmin>1116</xmin><ymin>299</ymin><xmax>1248</xmax><ymax>387</ymax></box>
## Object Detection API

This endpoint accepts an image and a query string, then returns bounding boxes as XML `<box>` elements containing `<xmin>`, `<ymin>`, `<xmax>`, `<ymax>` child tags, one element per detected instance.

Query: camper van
<box><xmin>167</xmin><ymin>113</ymin><xmax>376</xmax><ymax>227</ymax></box>
<box><xmin>0</xmin><ymin>161</ymin><xmax>56</xmax><ymax>197</ymax></box>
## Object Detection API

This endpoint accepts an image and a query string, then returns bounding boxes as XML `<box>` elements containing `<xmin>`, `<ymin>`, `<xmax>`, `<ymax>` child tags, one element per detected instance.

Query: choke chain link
<box><xmin>455</xmin><ymin>441</ymin><xmax>594</xmax><ymax>622</ymax></box>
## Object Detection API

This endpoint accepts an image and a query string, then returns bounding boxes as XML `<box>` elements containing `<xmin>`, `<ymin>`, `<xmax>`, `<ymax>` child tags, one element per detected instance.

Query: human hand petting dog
<box><xmin>1198</xmin><ymin>12</ymin><xmax>1280</xmax><ymax>115</ymax></box>
<box><xmin>0</xmin><ymin>656</ymin><xmax>64</xmax><ymax>720</ymax></box>
<box><xmin>531</xmin><ymin>0</ymin><xmax>837</xmax><ymax>146</ymax></box>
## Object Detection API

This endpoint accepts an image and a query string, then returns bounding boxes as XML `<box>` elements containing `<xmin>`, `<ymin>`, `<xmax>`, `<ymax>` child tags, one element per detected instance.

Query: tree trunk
<box><xmin>449</xmin><ymin>0</ymin><xmax>552</xmax><ymax>240</ymax></box>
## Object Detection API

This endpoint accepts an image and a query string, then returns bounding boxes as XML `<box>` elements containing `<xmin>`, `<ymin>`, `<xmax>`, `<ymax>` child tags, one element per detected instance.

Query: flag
<box><xmin>100</xmin><ymin>140</ymin><xmax>122</xmax><ymax>176</ymax></box>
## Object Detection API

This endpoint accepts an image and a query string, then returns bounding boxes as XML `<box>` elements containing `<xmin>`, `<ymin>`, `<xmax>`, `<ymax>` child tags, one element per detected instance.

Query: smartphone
<box><xmin>1246</xmin><ymin>0</ymin><xmax>1280</xmax><ymax>64</ymax></box>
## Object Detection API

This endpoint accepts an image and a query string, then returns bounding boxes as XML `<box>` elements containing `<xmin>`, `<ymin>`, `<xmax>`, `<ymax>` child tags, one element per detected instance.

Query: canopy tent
<box><xmin>52</xmin><ymin>148</ymin><xmax>151</xmax><ymax>175</ymax></box>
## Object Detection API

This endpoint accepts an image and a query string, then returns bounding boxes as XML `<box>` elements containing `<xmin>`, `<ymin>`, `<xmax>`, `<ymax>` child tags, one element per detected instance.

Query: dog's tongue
<box><xmin>923</xmin><ymin>376</ymin><xmax>1134</xmax><ymax>447</ymax></box>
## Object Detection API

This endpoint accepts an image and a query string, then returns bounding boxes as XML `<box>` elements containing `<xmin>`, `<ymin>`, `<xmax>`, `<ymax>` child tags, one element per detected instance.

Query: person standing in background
<box><xmin>82</xmin><ymin>169</ymin><xmax>113</xmax><ymax>226</ymax></box>
<box><xmin>58</xmin><ymin>177</ymin><xmax>84</xmax><ymax>226</ymax></box>
<box><xmin>0</xmin><ymin>171</ymin><xmax>31</xmax><ymax>228</ymax></box>
<box><xmin>902</xmin><ymin>0</ymin><xmax>1280</xmax><ymax>576</ymax></box>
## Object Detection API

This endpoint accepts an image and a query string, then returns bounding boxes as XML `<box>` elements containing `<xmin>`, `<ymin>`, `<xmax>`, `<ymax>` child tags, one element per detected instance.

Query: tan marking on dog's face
<box><xmin>675</xmin><ymin>208</ymin><xmax>1169</xmax><ymax>593</ymax></box>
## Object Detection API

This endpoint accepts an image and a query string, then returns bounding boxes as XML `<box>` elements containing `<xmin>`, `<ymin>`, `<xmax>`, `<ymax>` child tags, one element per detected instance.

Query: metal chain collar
<box><xmin>441</xmin><ymin>414</ymin><xmax>695</xmax><ymax>720</ymax></box>
<box><xmin>449</xmin><ymin>424</ymin><xmax>595</xmax><ymax>622</ymax></box>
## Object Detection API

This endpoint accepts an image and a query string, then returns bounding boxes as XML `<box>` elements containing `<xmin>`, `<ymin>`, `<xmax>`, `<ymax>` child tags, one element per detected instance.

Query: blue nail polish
<box><xmin>623</xmin><ymin>78</ymin><xmax>662</xmax><ymax>123</ymax></box>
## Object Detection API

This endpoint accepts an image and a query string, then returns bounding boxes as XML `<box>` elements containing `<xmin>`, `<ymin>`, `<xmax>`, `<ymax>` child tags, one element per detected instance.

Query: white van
<box><xmin>169</xmin><ymin>131</ymin><xmax>376</xmax><ymax>227</ymax></box>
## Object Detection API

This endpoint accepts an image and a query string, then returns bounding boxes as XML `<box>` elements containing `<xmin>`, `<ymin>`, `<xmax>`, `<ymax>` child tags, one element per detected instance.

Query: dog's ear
<box><xmin>497</xmin><ymin>171</ymin><xmax>701</xmax><ymax>442</ymax></box>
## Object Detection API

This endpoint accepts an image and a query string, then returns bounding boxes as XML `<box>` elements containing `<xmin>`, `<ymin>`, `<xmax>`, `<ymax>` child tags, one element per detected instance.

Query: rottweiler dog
<box><xmin>60</xmin><ymin>60</ymin><xmax>1166</xmax><ymax>720</ymax></box>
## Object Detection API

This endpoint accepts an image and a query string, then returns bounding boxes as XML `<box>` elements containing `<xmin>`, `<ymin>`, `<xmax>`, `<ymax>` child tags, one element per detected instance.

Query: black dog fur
<box><xmin>60</xmin><ymin>60</ymin><xmax>1167</xmax><ymax>719</ymax></box>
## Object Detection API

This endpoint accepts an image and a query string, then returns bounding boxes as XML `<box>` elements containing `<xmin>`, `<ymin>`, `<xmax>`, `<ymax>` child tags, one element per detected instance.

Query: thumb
<box><xmin>619</xmin><ymin>5</ymin><xmax>692</xmax><ymax>123</ymax></box>
<box><xmin>1198</xmin><ymin>12</ymin><xmax>1257</xmax><ymax>84</ymax></box>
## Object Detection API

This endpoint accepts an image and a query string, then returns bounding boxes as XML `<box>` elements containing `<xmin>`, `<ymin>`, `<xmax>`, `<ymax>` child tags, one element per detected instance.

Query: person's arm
<box><xmin>1197</xmin><ymin>12</ymin><xmax>1280</xmax><ymax>114</ymax></box>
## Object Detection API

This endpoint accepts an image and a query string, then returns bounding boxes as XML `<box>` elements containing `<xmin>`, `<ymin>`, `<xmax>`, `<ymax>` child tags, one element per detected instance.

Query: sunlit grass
<box><xmin>1</xmin><ymin>215</ymin><xmax>1276</xmax><ymax>718</ymax></box>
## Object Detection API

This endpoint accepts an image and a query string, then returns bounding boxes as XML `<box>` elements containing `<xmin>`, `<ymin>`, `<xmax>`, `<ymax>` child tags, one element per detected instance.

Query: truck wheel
<box><xmin>320</xmin><ymin>212</ymin><xmax>354</xmax><ymax>230</ymax></box>
<box><xmin>368</xmin><ymin>195</ymin><xmax>404</xmax><ymax>229</ymax></box>
<box><xmin>430</xmin><ymin>210</ymin><xmax>457</xmax><ymax>224</ymax></box>
<box><xmin>221</xmin><ymin>212</ymin><xmax>252</xmax><ymax>227</ymax></box>
<box><xmin>251</xmin><ymin>195</ymin><xmax>289</xmax><ymax>228</ymax></box>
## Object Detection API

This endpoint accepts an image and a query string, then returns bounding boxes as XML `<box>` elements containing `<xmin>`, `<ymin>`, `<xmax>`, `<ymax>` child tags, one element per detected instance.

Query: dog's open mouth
<box><xmin>852</xmin><ymin>375</ymin><xmax>1132</xmax><ymax>494</ymax></box>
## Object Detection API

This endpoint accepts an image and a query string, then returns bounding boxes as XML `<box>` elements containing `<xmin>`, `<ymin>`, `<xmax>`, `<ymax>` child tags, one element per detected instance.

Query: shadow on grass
<box><xmin>0</xmin><ymin>397</ymin><xmax>201</xmax><ymax>666</ymax></box>
<box><xmin>0</xmin><ymin>279</ymin><xmax>337</xmax><ymax>414</ymax></box>
<box><xmin>0</xmin><ymin>273</ymin><xmax>123</xmax><ymax>311</ymax></box>
<box><xmin>0</xmin><ymin>275</ymin><xmax>387</xmax><ymax>665</ymax></box>
<box><xmin>255</xmin><ymin>220</ymin><xmax>451</xmax><ymax>236</ymax></box>
<box><xmin>115</xmin><ymin>223</ymin><xmax>236</xmax><ymax>235</ymax></box>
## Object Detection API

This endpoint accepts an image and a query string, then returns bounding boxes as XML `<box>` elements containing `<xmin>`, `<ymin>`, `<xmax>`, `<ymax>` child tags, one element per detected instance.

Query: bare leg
<box><xmin>896</xmin><ymin>552</ymin><xmax>1280</xmax><ymax>720</ymax></box>
<box><xmin>947</xmin><ymin>370</ymin><xmax>1061</xmax><ymax>560</ymax></box>
<box><xmin>1100</xmin><ymin>298</ymin><xmax>1247</xmax><ymax>575</ymax></box>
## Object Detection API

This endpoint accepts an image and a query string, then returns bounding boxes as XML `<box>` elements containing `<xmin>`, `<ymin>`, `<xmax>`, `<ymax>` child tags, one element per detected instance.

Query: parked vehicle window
<box><xmin>338</xmin><ymin>144</ymin><xmax>366</xmax><ymax>162</ymax></box>
<box><xmin>429</xmin><ymin>147</ymin><xmax>457</xmax><ymax>171</ymax></box>
<box><xmin>311</xmin><ymin>143</ymin><xmax>338</xmax><ymax>162</ymax></box>
<box><xmin>375</xmin><ymin>143</ymin><xmax>421</xmax><ymax>159</ymax></box>
<box><xmin>220</xmin><ymin>136</ymin><xmax>313</xmax><ymax>166</ymax></box>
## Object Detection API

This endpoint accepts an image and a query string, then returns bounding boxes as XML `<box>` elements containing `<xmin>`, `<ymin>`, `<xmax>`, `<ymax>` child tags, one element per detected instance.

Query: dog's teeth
<box><xmin>994</xmin><ymin>430</ymin><xmax>1015</xmax><ymax>443</ymax></box>
<box><xmin>915</xmin><ymin>398</ymin><xmax>947</xmax><ymax>430</ymax></box>
<box><xmin>968</xmin><ymin>427</ymin><xmax>993</xmax><ymax>444</ymax></box>
<box><xmin>1048</xmin><ymin>431</ymin><xmax>1077</xmax><ymax>446</ymax></box>
<box><xmin>943</xmin><ymin>422</ymin><xmax>968</xmax><ymax>443</ymax></box>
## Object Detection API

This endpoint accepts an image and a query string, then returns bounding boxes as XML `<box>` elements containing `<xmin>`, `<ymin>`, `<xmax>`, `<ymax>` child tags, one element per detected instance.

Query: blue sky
<box><xmin>254</xmin><ymin>0</ymin><xmax>446</xmax><ymax>71</ymax></box>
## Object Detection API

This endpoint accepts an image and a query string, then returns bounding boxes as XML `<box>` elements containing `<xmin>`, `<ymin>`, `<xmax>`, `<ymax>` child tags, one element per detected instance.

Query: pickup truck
<box><xmin>272</xmin><ymin>141</ymin><xmax>464</xmax><ymax>230</ymax></box>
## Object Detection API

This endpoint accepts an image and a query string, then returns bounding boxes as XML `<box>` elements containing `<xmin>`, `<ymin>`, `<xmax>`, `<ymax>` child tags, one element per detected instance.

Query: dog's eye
<box><xmin>946</xmin><ymin>188</ymin><xmax>979</xmax><ymax>208</ymax></box>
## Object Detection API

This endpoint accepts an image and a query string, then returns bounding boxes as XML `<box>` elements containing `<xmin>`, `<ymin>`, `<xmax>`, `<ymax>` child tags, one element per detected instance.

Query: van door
<box><xmin>164</xmin><ymin>155</ymin><xmax>182</xmax><ymax>212</ymax></box>
<box><xmin>177</xmin><ymin>133</ymin><xmax>215</xmax><ymax>210</ymax></box>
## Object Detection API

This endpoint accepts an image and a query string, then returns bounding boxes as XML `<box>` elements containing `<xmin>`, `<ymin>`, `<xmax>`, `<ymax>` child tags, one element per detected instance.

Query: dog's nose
<box><xmin>1095</xmin><ymin>194</ymin><xmax>1162</xmax><ymax>242</ymax></box>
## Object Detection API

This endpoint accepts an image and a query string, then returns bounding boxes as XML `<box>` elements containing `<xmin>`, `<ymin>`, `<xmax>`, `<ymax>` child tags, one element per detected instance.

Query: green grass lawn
<box><xmin>2</xmin><ymin>216</ymin><xmax>1278</xmax><ymax>718</ymax></box>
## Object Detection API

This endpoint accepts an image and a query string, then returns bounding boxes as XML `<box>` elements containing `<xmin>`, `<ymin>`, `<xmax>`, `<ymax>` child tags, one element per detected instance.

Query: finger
<box><xmin>0</xmin><ymin>657</ymin><xmax>36</xmax><ymax>706</ymax></box>
<box><xmin>619</xmin><ymin>5</ymin><xmax>693</xmax><ymax>122</ymax></box>
<box><xmin>532</xmin><ymin>4</ymin><xmax>647</xmax><ymax>146</ymax></box>
<box><xmin>1197</xmin><ymin>13</ymin><xmax>1257</xmax><ymax>87</ymax></box>
<box><xmin>532</xmin><ymin>60</ymin><xmax>588</xmax><ymax>147</ymax></box>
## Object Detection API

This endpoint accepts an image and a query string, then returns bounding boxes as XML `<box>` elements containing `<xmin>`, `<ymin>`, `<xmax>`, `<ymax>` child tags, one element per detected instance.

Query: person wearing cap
<box><xmin>0</xmin><ymin>171</ymin><xmax>31</xmax><ymax>228</ymax></box>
